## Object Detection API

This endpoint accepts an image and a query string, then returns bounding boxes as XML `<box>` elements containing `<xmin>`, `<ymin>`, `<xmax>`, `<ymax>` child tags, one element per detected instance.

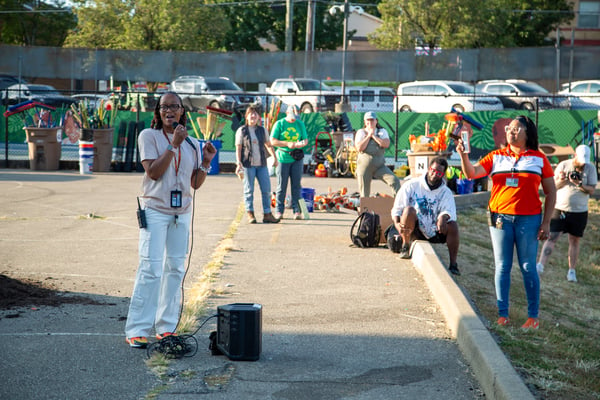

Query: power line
<box><xmin>0</xmin><ymin>9</ymin><xmax>71</xmax><ymax>14</ymax></box>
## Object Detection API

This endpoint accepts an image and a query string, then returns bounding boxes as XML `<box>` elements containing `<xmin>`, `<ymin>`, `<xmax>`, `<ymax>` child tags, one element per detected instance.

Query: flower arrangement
<box><xmin>70</xmin><ymin>97</ymin><xmax>117</xmax><ymax>129</ymax></box>
<box><xmin>409</xmin><ymin>125</ymin><xmax>448</xmax><ymax>152</ymax></box>
<box><xmin>408</xmin><ymin>113</ymin><xmax>470</xmax><ymax>153</ymax></box>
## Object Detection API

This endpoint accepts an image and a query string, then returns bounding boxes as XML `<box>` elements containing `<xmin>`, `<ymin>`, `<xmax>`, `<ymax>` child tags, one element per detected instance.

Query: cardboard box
<box><xmin>410</xmin><ymin>142</ymin><xmax>432</xmax><ymax>152</ymax></box>
<box><xmin>407</xmin><ymin>151</ymin><xmax>451</xmax><ymax>177</ymax></box>
<box><xmin>359</xmin><ymin>196</ymin><xmax>395</xmax><ymax>243</ymax></box>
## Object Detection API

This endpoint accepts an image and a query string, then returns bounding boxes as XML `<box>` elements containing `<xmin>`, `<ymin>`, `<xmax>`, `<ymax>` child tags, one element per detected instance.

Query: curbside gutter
<box><xmin>411</xmin><ymin>189</ymin><xmax>535</xmax><ymax>400</ymax></box>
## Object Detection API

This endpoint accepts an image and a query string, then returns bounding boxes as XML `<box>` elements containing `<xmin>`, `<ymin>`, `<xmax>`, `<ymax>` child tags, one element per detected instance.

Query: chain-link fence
<box><xmin>2</xmin><ymin>87</ymin><xmax>599</xmax><ymax>173</ymax></box>
<box><xmin>1</xmin><ymin>44</ymin><xmax>599</xmax><ymax>90</ymax></box>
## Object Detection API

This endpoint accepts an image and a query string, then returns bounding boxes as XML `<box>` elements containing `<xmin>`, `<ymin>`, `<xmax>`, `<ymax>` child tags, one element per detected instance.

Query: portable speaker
<box><xmin>216</xmin><ymin>303</ymin><xmax>262</xmax><ymax>361</ymax></box>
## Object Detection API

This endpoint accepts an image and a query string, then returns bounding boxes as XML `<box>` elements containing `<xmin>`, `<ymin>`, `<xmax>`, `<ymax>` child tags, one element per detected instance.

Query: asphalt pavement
<box><xmin>0</xmin><ymin>170</ymin><xmax>533</xmax><ymax>400</ymax></box>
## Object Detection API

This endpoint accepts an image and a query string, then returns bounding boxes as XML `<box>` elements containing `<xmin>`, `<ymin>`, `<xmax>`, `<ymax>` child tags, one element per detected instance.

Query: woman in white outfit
<box><xmin>125</xmin><ymin>92</ymin><xmax>216</xmax><ymax>348</ymax></box>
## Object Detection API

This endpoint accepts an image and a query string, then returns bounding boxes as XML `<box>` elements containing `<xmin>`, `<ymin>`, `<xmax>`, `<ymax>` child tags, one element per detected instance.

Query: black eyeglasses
<box><xmin>159</xmin><ymin>104</ymin><xmax>182</xmax><ymax>112</ymax></box>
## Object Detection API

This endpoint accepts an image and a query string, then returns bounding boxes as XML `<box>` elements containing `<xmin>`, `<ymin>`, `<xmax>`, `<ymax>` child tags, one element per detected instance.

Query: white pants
<box><xmin>125</xmin><ymin>208</ymin><xmax>190</xmax><ymax>338</ymax></box>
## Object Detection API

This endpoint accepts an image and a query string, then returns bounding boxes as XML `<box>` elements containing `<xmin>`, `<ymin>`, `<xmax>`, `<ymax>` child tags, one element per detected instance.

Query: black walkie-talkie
<box><xmin>136</xmin><ymin>197</ymin><xmax>147</xmax><ymax>229</ymax></box>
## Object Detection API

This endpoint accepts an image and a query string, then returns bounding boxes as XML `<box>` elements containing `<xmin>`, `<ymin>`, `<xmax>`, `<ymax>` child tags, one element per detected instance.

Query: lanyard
<box><xmin>507</xmin><ymin>146</ymin><xmax>528</xmax><ymax>176</ymax></box>
<box><xmin>162</xmin><ymin>130</ymin><xmax>181</xmax><ymax>176</ymax></box>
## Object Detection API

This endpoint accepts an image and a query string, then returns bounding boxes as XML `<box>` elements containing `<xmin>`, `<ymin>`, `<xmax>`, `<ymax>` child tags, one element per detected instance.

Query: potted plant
<box><xmin>70</xmin><ymin>97</ymin><xmax>119</xmax><ymax>172</ymax></box>
<box><xmin>7</xmin><ymin>102</ymin><xmax>63</xmax><ymax>171</ymax></box>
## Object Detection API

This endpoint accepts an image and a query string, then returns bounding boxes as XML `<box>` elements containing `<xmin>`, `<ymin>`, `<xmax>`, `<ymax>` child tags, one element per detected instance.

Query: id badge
<box><xmin>506</xmin><ymin>177</ymin><xmax>519</xmax><ymax>187</ymax></box>
<box><xmin>170</xmin><ymin>190</ymin><xmax>182</xmax><ymax>208</ymax></box>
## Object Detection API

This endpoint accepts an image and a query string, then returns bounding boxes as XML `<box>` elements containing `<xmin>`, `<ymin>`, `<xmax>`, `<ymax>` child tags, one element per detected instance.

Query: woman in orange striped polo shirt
<box><xmin>456</xmin><ymin>115</ymin><xmax>556</xmax><ymax>330</ymax></box>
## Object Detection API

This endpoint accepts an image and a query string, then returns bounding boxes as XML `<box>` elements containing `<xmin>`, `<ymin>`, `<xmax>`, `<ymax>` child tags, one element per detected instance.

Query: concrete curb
<box><xmin>454</xmin><ymin>190</ymin><xmax>490</xmax><ymax>209</ymax></box>
<box><xmin>411</xmin><ymin>241</ymin><xmax>535</xmax><ymax>400</ymax></box>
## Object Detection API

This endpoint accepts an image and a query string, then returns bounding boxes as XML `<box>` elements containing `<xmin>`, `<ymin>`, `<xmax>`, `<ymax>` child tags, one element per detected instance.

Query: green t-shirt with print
<box><xmin>270</xmin><ymin>118</ymin><xmax>308</xmax><ymax>164</ymax></box>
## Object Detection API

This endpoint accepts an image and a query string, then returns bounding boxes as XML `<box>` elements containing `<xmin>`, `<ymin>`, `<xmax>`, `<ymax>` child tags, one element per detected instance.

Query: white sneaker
<box><xmin>567</xmin><ymin>269</ymin><xmax>577</xmax><ymax>282</ymax></box>
<box><xmin>536</xmin><ymin>262</ymin><xmax>544</xmax><ymax>275</ymax></box>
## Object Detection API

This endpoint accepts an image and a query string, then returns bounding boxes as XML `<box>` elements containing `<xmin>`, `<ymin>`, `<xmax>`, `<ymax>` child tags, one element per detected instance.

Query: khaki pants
<box><xmin>356</xmin><ymin>153</ymin><xmax>400</xmax><ymax>198</ymax></box>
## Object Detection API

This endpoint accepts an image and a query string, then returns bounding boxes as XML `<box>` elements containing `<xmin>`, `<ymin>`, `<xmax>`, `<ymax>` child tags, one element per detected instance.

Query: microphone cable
<box><xmin>143</xmin><ymin>123</ymin><xmax>212</xmax><ymax>360</ymax></box>
<box><xmin>174</xmin><ymin>133</ymin><xmax>200</xmax><ymax>334</ymax></box>
<box><xmin>146</xmin><ymin>313</ymin><xmax>218</xmax><ymax>359</ymax></box>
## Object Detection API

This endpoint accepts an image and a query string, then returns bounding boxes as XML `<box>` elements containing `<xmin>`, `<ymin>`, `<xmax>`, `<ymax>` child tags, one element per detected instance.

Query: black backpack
<box><xmin>350</xmin><ymin>211</ymin><xmax>381</xmax><ymax>248</ymax></box>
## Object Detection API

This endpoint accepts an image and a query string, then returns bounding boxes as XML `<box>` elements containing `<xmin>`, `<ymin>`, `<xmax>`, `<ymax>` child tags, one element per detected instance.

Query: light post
<box><xmin>329</xmin><ymin>1</ymin><xmax>363</xmax><ymax>112</ymax></box>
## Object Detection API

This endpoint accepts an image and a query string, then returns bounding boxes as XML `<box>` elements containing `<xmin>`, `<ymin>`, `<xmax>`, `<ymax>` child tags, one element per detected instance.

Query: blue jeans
<box><xmin>489</xmin><ymin>213</ymin><xmax>541</xmax><ymax>319</ymax></box>
<box><xmin>243</xmin><ymin>166</ymin><xmax>272</xmax><ymax>214</ymax></box>
<box><xmin>276</xmin><ymin>160</ymin><xmax>303</xmax><ymax>214</ymax></box>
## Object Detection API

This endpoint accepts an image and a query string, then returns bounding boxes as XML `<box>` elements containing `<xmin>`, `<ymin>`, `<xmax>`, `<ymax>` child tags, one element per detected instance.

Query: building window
<box><xmin>579</xmin><ymin>1</ymin><xmax>600</xmax><ymax>28</ymax></box>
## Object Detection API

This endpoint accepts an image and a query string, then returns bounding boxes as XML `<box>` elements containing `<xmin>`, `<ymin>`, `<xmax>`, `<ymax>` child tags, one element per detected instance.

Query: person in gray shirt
<box><xmin>537</xmin><ymin>145</ymin><xmax>597</xmax><ymax>282</ymax></box>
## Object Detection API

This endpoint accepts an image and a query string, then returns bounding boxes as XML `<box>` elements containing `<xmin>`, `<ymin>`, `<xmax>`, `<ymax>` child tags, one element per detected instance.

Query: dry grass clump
<box><xmin>177</xmin><ymin>204</ymin><xmax>244</xmax><ymax>334</ymax></box>
<box><xmin>441</xmin><ymin>199</ymin><xmax>600</xmax><ymax>400</ymax></box>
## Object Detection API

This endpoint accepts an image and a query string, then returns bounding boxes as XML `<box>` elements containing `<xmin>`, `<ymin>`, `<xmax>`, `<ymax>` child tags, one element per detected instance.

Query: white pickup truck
<box><xmin>266</xmin><ymin>78</ymin><xmax>341</xmax><ymax>113</ymax></box>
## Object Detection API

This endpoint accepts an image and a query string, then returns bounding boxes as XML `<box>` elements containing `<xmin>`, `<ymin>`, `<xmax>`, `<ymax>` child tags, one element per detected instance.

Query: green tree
<box><xmin>370</xmin><ymin>0</ymin><xmax>573</xmax><ymax>50</ymax></box>
<box><xmin>0</xmin><ymin>0</ymin><xmax>77</xmax><ymax>46</ymax></box>
<box><xmin>274</xmin><ymin>2</ymin><xmax>347</xmax><ymax>51</ymax></box>
<box><xmin>64</xmin><ymin>0</ymin><xmax>229</xmax><ymax>51</ymax></box>
<box><xmin>217</xmin><ymin>1</ymin><xmax>345</xmax><ymax>51</ymax></box>
<box><xmin>217</xmin><ymin>0</ymin><xmax>276</xmax><ymax>51</ymax></box>
<box><xmin>62</xmin><ymin>0</ymin><xmax>130</xmax><ymax>48</ymax></box>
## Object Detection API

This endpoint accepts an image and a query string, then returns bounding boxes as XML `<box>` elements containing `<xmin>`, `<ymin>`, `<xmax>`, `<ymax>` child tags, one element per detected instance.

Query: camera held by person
<box><xmin>569</xmin><ymin>170</ymin><xmax>582</xmax><ymax>181</ymax></box>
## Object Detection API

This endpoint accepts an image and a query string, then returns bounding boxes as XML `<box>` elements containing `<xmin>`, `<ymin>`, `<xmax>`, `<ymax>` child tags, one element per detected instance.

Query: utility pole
<box><xmin>305</xmin><ymin>0</ymin><xmax>315</xmax><ymax>52</ymax></box>
<box><xmin>304</xmin><ymin>0</ymin><xmax>315</xmax><ymax>77</ymax></box>
<box><xmin>285</xmin><ymin>0</ymin><xmax>294</xmax><ymax>52</ymax></box>
<box><xmin>335</xmin><ymin>0</ymin><xmax>351</xmax><ymax>112</ymax></box>
<box><xmin>555</xmin><ymin>27</ymin><xmax>560</xmax><ymax>93</ymax></box>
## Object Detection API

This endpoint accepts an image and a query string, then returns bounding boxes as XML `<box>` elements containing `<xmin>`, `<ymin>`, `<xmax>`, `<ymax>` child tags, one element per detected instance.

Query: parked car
<box><xmin>1</xmin><ymin>75</ymin><xmax>28</xmax><ymax>104</ymax></box>
<box><xmin>4</xmin><ymin>83</ymin><xmax>76</xmax><ymax>108</ymax></box>
<box><xmin>394</xmin><ymin>80</ymin><xmax>503</xmax><ymax>113</ymax></box>
<box><xmin>0</xmin><ymin>74</ymin><xmax>27</xmax><ymax>90</ymax></box>
<box><xmin>266</xmin><ymin>78</ymin><xmax>341</xmax><ymax>113</ymax></box>
<box><xmin>170</xmin><ymin>76</ymin><xmax>258</xmax><ymax>112</ymax></box>
<box><xmin>345</xmin><ymin>86</ymin><xmax>395</xmax><ymax>112</ymax></box>
<box><xmin>559</xmin><ymin>80</ymin><xmax>600</xmax><ymax>106</ymax></box>
<box><xmin>476</xmin><ymin>79</ymin><xmax>567</xmax><ymax>110</ymax></box>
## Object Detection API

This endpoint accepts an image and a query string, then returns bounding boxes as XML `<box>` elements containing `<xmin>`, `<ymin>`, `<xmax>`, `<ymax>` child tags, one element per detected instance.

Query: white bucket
<box><xmin>79</xmin><ymin>141</ymin><xmax>94</xmax><ymax>174</ymax></box>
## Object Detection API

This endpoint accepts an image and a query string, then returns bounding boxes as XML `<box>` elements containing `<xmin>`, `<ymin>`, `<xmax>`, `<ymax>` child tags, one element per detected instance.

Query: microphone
<box><xmin>172</xmin><ymin>122</ymin><xmax>195</xmax><ymax>147</ymax></box>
